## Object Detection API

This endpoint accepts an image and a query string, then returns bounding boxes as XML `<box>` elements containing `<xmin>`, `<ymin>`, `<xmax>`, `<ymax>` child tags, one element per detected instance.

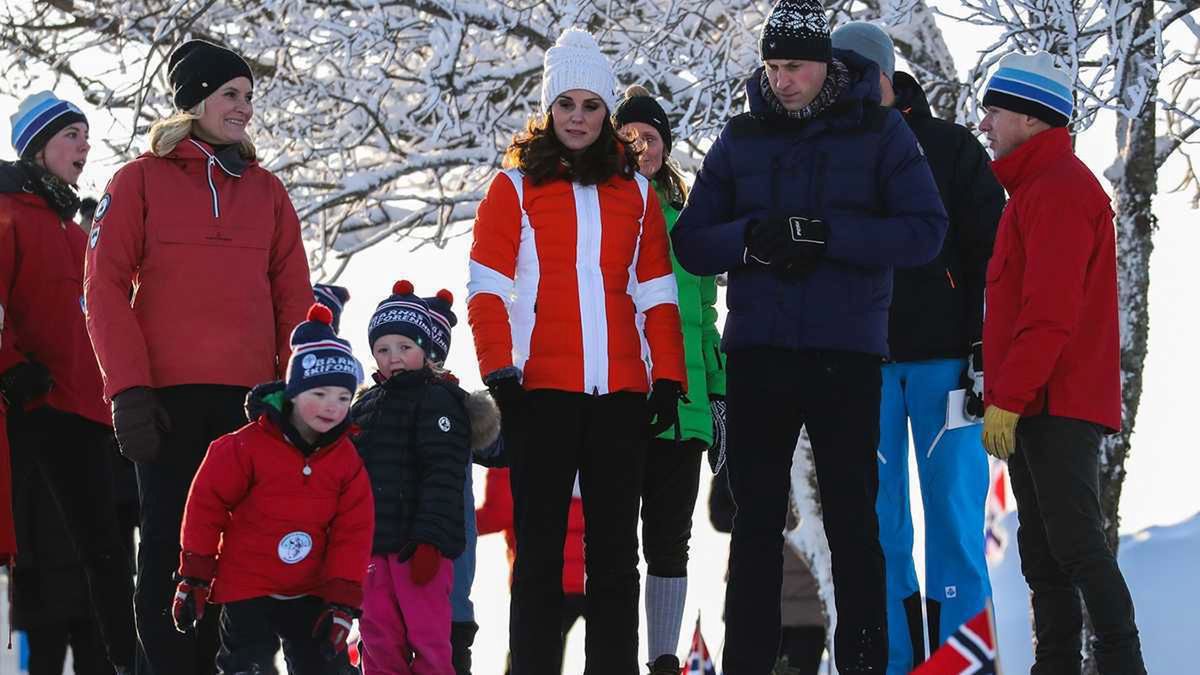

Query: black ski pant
<box><xmin>7</xmin><ymin>406</ymin><xmax>136</xmax><ymax>669</ymax></box>
<box><xmin>642</xmin><ymin>438</ymin><xmax>703</xmax><ymax>578</ymax></box>
<box><xmin>723</xmin><ymin>348</ymin><xmax>887</xmax><ymax>675</ymax></box>
<box><xmin>217</xmin><ymin>596</ymin><xmax>351</xmax><ymax>675</ymax></box>
<box><xmin>503</xmin><ymin>593</ymin><xmax>586</xmax><ymax>675</ymax></box>
<box><xmin>507</xmin><ymin>389</ymin><xmax>647</xmax><ymax>675</ymax></box>
<box><xmin>1009</xmin><ymin>414</ymin><xmax>1146</xmax><ymax>675</ymax></box>
<box><xmin>133</xmin><ymin>385</ymin><xmax>248</xmax><ymax>675</ymax></box>
<box><xmin>25</xmin><ymin>618</ymin><xmax>112</xmax><ymax>675</ymax></box>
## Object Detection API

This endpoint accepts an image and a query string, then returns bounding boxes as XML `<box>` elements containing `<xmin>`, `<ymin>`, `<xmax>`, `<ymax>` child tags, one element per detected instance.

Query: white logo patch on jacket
<box><xmin>438</xmin><ymin>416</ymin><xmax>451</xmax><ymax>432</ymax></box>
<box><xmin>278</xmin><ymin>531</ymin><xmax>313</xmax><ymax>564</ymax></box>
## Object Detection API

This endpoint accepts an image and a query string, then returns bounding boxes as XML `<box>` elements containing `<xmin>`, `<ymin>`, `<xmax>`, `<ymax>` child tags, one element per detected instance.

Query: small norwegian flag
<box><xmin>681</xmin><ymin>617</ymin><xmax>717</xmax><ymax>675</ymax></box>
<box><xmin>912</xmin><ymin>604</ymin><xmax>999</xmax><ymax>674</ymax></box>
<box><xmin>984</xmin><ymin>460</ymin><xmax>1010</xmax><ymax>563</ymax></box>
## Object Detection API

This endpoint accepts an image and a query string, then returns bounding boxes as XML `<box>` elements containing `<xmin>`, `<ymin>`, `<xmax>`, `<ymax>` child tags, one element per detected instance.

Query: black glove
<box><xmin>707</xmin><ymin>395</ymin><xmax>727</xmax><ymax>474</ymax></box>
<box><xmin>486</xmin><ymin>372</ymin><xmax>525</xmax><ymax>422</ymax></box>
<box><xmin>746</xmin><ymin>212</ymin><xmax>828</xmax><ymax>278</ymax></box>
<box><xmin>312</xmin><ymin>602</ymin><xmax>360</xmax><ymax>661</ymax></box>
<box><xmin>961</xmin><ymin>341</ymin><xmax>985</xmax><ymax>421</ymax></box>
<box><xmin>171</xmin><ymin>575</ymin><xmax>211</xmax><ymax>635</ymax></box>
<box><xmin>647</xmin><ymin>379</ymin><xmax>685</xmax><ymax>438</ymax></box>
<box><xmin>112</xmin><ymin>386</ymin><xmax>172</xmax><ymax>463</ymax></box>
<box><xmin>0</xmin><ymin>360</ymin><xmax>54</xmax><ymax>410</ymax></box>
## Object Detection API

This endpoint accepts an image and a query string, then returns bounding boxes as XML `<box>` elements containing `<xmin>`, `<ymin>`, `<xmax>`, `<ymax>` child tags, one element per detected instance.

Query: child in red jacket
<box><xmin>173</xmin><ymin>304</ymin><xmax>374</xmax><ymax>674</ymax></box>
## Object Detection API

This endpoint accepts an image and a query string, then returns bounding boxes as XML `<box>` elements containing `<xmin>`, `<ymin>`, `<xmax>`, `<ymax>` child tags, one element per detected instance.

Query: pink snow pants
<box><xmin>360</xmin><ymin>552</ymin><xmax>455</xmax><ymax>675</ymax></box>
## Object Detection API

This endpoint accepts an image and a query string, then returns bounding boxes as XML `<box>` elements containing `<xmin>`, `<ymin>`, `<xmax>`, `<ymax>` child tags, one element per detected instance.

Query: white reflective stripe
<box><xmin>633</xmin><ymin>274</ymin><xmax>679</xmax><ymax>313</ymax></box>
<box><xmin>574</xmin><ymin>183</ymin><xmax>609</xmax><ymax>395</ymax></box>
<box><xmin>174</xmin><ymin>589</ymin><xmax>188</xmax><ymax>601</ymax></box>
<box><xmin>475</xmin><ymin>169</ymin><xmax>538</xmax><ymax>373</ymax></box>
<box><xmin>634</xmin><ymin>173</ymin><xmax>650</xmax><ymax>223</ymax></box>
<box><xmin>333</xmin><ymin>616</ymin><xmax>353</xmax><ymax>631</ymax></box>
<box><xmin>466</xmin><ymin>261</ymin><xmax>514</xmax><ymax>305</ymax></box>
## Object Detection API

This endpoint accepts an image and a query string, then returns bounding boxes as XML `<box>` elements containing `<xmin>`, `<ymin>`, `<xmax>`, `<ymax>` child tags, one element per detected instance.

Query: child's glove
<box><xmin>410</xmin><ymin>543</ymin><xmax>442</xmax><ymax>586</ymax></box>
<box><xmin>171</xmin><ymin>575</ymin><xmax>211</xmax><ymax>634</ymax></box>
<box><xmin>312</xmin><ymin>603</ymin><xmax>359</xmax><ymax>661</ymax></box>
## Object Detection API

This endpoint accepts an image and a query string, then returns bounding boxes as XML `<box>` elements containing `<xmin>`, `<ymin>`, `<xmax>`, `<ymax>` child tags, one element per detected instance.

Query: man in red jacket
<box><xmin>978</xmin><ymin>52</ymin><xmax>1146</xmax><ymax>675</ymax></box>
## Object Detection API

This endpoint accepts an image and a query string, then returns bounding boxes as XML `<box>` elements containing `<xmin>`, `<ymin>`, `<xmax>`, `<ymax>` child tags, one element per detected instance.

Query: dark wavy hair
<box><xmin>503</xmin><ymin>111</ymin><xmax>640</xmax><ymax>186</ymax></box>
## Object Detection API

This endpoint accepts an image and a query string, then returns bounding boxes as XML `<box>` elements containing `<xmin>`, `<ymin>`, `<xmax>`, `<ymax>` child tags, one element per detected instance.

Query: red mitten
<box><xmin>409</xmin><ymin>543</ymin><xmax>442</xmax><ymax>586</ymax></box>
<box><xmin>172</xmin><ymin>575</ymin><xmax>210</xmax><ymax>634</ymax></box>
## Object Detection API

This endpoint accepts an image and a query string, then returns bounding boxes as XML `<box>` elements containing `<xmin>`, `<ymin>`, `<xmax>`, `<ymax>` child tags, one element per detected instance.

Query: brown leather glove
<box><xmin>112</xmin><ymin>386</ymin><xmax>172</xmax><ymax>463</ymax></box>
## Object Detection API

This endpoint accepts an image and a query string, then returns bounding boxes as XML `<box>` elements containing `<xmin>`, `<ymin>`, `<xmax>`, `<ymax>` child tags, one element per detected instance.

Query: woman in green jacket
<box><xmin>616</xmin><ymin>85</ymin><xmax>727</xmax><ymax>675</ymax></box>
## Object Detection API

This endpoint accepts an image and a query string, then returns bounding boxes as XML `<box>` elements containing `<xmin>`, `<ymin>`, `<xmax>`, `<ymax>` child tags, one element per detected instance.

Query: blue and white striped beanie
<box><xmin>368</xmin><ymin>280</ymin><xmax>433</xmax><ymax>351</ymax></box>
<box><xmin>285</xmin><ymin>304</ymin><xmax>364</xmax><ymax>399</ymax></box>
<box><xmin>982</xmin><ymin>52</ymin><xmax>1073</xmax><ymax>128</ymax></box>
<box><xmin>10</xmin><ymin>91</ymin><xmax>88</xmax><ymax>160</ymax></box>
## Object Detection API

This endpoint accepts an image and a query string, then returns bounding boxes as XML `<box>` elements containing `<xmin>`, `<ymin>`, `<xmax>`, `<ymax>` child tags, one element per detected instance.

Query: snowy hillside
<box><xmin>990</xmin><ymin>511</ymin><xmax>1199</xmax><ymax>674</ymax></box>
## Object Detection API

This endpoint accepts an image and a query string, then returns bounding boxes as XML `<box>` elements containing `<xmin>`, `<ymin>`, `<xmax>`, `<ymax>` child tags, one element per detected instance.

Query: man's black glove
<box><xmin>961</xmin><ymin>341</ymin><xmax>985</xmax><ymax>421</ymax></box>
<box><xmin>0</xmin><ymin>360</ymin><xmax>54</xmax><ymax>410</ymax></box>
<box><xmin>745</xmin><ymin>212</ymin><xmax>828</xmax><ymax>278</ymax></box>
<box><xmin>707</xmin><ymin>395</ymin><xmax>727</xmax><ymax>474</ymax></box>
<box><xmin>112</xmin><ymin>386</ymin><xmax>172</xmax><ymax>463</ymax></box>
<box><xmin>647</xmin><ymin>379</ymin><xmax>685</xmax><ymax>438</ymax></box>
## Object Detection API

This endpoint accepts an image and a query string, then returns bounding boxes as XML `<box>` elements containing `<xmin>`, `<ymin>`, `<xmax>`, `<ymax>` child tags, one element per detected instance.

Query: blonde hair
<box><xmin>148</xmin><ymin>100</ymin><xmax>256</xmax><ymax>159</ymax></box>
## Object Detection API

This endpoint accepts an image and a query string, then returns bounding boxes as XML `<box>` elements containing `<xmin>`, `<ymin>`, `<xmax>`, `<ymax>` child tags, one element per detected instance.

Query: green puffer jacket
<box><xmin>656</xmin><ymin>185</ymin><xmax>726</xmax><ymax>445</ymax></box>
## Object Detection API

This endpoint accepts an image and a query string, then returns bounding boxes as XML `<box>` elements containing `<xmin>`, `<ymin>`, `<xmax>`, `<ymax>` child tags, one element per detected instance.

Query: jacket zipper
<box><xmin>204</xmin><ymin>156</ymin><xmax>220</xmax><ymax>218</ymax></box>
<box><xmin>946</xmin><ymin>268</ymin><xmax>957</xmax><ymax>289</ymax></box>
<box><xmin>581</xmin><ymin>187</ymin><xmax>604</xmax><ymax>395</ymax></box>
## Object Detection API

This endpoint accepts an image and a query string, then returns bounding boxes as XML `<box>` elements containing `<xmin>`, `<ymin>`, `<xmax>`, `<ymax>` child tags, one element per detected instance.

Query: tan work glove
<box><xmin>982</xmin><ymin>405</ymin><xmax>1021</xmax><ymax>460</ymax></box>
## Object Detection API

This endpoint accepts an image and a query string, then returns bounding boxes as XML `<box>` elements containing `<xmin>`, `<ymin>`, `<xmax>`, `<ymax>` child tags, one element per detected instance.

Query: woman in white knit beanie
<box><xmin>466</xmin><ymin>26</ymin><xmax>688</xmax><ymax>675</ymax></box>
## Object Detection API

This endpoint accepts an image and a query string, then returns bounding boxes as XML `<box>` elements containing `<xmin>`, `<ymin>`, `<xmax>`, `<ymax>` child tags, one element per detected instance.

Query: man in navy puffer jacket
<box><xmin>672</xmin><ymin>2</ymin><xmax>947</xmax><ymax>673</ymax></box>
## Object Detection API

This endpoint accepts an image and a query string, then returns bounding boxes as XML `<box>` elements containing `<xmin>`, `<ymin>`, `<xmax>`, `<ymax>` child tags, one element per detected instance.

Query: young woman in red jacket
<box><xmin>172</xmin><ymin>304</ymin><xmax>373</xmax><ymax>674</ymax></box>
<box><xmin>83</xmin><ymin>39</ymin><xmax>313</xmax><ymax>673</ymax></box>
<box><xmin>466</xmin><ymin>28</ymin><xmax>686</xmax><ymax>674</ymax></box>
<box><xmin>2</xmin><ymin>90</ymin><xmax>137</xmax><ymax>672</ymax></box>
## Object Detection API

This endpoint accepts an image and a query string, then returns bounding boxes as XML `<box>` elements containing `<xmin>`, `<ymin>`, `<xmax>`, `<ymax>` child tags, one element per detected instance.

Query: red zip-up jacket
<box><xmin>179</xmin><ymin>383</ymin><xmax>374</xmax><ymax>607</ymax></box>
<box><xmin>0</xmin><ymin>190</ymin><xmax>108</xmax><ymax>425</ymax></box>
<box><xmin>475</xmin><ymin>467</ymin><xmax>585</xmax><ymax>595</ymax></box>
<box><xmin>84</xmin><ymin>138</ymin><xmax>312</xmax><ymax>401</ymax></box>
<box><xmin>984</xmin><ymin>127</ymin><xmax>1121</xmax><ymax>431</ymax></box>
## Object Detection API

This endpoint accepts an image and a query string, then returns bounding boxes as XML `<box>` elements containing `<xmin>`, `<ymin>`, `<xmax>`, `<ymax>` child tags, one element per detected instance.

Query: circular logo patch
<box><xmin>278</xmin><ymin>531</ymin><xmax>313</xmax><ymax>564</ymax></box>
<box><xmin>302</xmin><ymin>353</ymin><xmax>318</xmax><ymax>369</ymax></box>
<box><xmin>93</xmin><ymin>193</ymin><xmax>111</xmax><ymax>222</ymax></box>
<box><xmin>438</xmin><ymin>416</ymin><xmax>451</xmax><ymax>432</ymax></box>
<box><xmin>89</xmin><ymin>226</ymin><xmax>101</xmax><ymax>249</ymax></box>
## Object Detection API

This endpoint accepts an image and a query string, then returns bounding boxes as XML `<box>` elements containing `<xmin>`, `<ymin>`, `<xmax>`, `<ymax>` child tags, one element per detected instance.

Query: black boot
<box><xmin>451</xmin><ymin>621</ymin><xmax>478</xmax><ymax>675</ymax></box>
<box><xmin>648</xmin><ymin>654</ymin><xmax>680</xmax><ymax>674</ymax></box>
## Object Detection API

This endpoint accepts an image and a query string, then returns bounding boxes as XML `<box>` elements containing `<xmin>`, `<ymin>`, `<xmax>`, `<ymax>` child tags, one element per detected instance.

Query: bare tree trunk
<box><xmin>1083</xmin><ymin>1</ymin><xmax>1159</xmax><ymax>671</ymax></box>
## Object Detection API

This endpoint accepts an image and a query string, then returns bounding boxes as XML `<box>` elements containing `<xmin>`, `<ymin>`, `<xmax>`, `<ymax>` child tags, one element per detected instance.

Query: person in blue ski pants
<box><xmin>832</xmin><ymin>22</ymin><xmax>1005</xmax><ymax>674</ymax></box>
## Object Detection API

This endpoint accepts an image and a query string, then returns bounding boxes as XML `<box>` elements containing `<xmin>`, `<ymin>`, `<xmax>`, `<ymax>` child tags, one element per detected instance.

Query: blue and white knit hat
<box><xmin>368</xmin><ymin>280</ymin><xmax>433</xmax><ymax>351</ymax></box>
<box><xmin>541</xmin><ymin>28</ymin><xmax>618</xmax><ymax>113</ymax></box>
<box><xmin>313</xmin><ymin>284</ymin><xmax>350</xmax><ymax>335</ymax></box>
<box><xmin>422</xmin><ymin>289</ymin><xmax>457</xmax><ymax>365</ymax></box>
<box><xmin>982</xmin><ymin>51</ymin><xmax>1073</xmax><ymax>128</ymax></box>
<box><xmin>10</xmin><ymin>91</ymin><xmax>88</xmax><ymax>160</ymax></box>
<box><xmin>285</xmin><ymin>304</ymin><xmax>364</xmax><ymax>399</ymax></box>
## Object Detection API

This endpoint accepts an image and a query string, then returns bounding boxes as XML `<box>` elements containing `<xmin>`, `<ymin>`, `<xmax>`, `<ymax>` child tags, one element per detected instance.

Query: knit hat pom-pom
<box><xmin>307</xmin><ymin>303</ymin><xmax>334</xmax><ymax>325</ymax></box>
<box><xmin>393</xmin><ymin>280</ymin><xmax>414</xmax><ymax>295</ymax></box>
<box><xmin>436</xmin><ymin>289</ymin><xmax>454</xmax><ymax>305</ymax></box>
<box><xmin>556</xmin><ymin>27</ymin><xmax>600</xmax><ymax>50</ymax></box>
<box><xmin>624</xmin><ymin>84</ymin><xmax>652</xmax><ymax>99</ymax></box>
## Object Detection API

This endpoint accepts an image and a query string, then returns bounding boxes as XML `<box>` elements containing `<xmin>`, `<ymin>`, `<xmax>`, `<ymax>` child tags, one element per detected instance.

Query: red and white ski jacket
<box><xmin>467</xmin><ymin>169</ymin><xmax>686</xmax><ymax>394</ymax></box>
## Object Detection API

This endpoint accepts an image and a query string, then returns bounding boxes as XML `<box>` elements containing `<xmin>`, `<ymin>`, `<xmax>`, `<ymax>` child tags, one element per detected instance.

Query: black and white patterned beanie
<box><xmin>760</xmin><ymin>0</ymin><xmax>833</xmax><ymax>63</ymax></box>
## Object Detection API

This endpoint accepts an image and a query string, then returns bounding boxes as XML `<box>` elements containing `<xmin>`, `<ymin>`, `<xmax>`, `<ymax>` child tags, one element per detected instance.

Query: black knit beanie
<box><xmin>760</xmin><ymin>0</ymin><xmax>833</xmax><ymax>63</ymax></box>
<box><xmin>167</xmin><ymin>39</ymin><xmax>254</xmax><ymax>110</ymax></box>
<box><xmin>615</xmin><ymin>94</ymin><xmax>673</xmax><ymax>157</ymax></box>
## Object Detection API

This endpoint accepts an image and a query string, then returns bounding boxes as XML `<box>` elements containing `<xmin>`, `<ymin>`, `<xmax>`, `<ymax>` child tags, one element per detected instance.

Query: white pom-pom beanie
<box><xmin>540</xmin><ymin>28</ymin><xmax>617</xmax><ymax>114</ymax></box>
